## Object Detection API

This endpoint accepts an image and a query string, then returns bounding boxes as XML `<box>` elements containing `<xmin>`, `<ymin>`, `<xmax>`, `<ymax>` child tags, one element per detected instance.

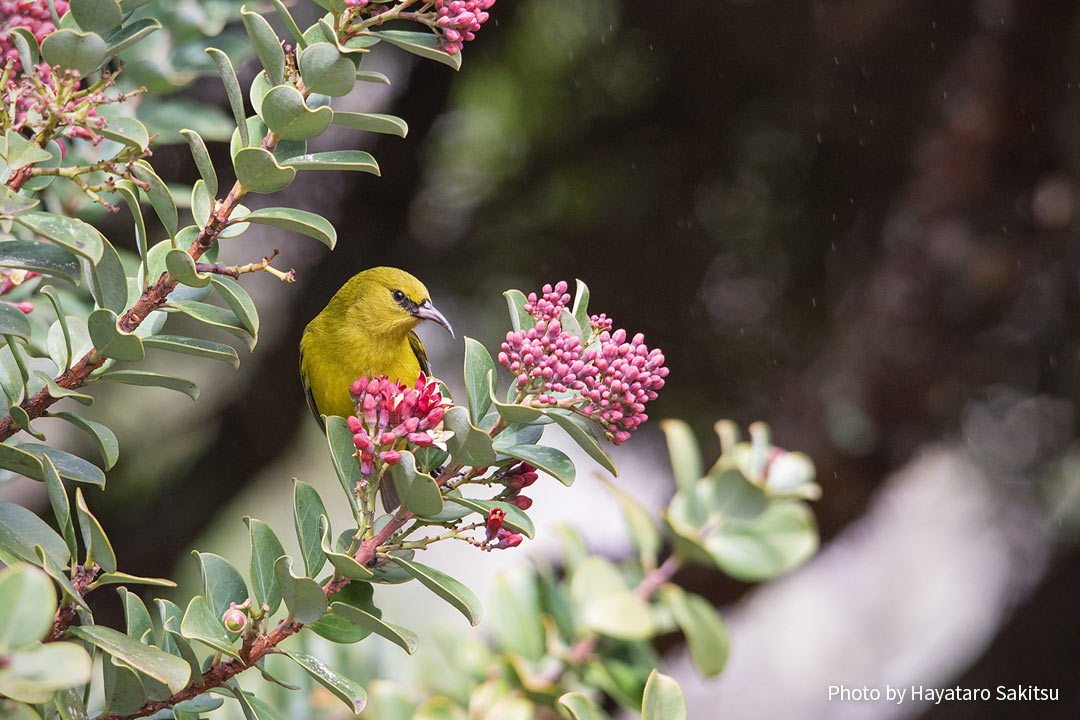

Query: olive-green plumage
<box><xmin>299</xmin><ymin>267</ymin><xmax>454</xmax><ymax>425</ymax></box>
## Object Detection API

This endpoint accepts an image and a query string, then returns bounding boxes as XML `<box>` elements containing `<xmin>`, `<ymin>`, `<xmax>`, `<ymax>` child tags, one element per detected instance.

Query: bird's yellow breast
<box><xmin>300</xmin><ymin>318</ymin><xmax>423</xmax><ymax>420</ymax></box>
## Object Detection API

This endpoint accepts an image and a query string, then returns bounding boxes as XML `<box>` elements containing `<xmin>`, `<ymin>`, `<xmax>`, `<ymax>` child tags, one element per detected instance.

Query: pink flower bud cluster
<box><xmin>499</xmin><ymin>281</ymin><xmax>669</xmax><ymax>445</ymax></box>
<box><xmin>433</xmin><ymin>0</ymin><xmax>495</xmax><ymax>55</ymax></box>
<box><xmin>348</xmin><ymin>373</ymin><xmax>451</xmax><ymax>476</ymax></box>
<box><xmin>524</xmin><ymin>280</ymin><xmax>572</xmax><ymax>323</ymax></box>
<box><xmin>499</xmin><ymin>317</ymin><xmax>587</xmax><ymax>403</ymax></box>
<box><xmin>499</xmin><ymin>461</ymin><xmax>537</xmax><ymax>509</ymax></box>
<box><xmin>1</xmin><ymin>0</ymin><xmax>69</xmax><ymax>71</ymax></box>
<box><xmin>580</xmin><ymin>328</ymin><xmax>668</xmax><ymax>444</ymax></box>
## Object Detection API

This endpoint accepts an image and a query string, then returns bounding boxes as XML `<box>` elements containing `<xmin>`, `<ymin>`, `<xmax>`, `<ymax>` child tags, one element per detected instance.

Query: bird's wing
<box><xmin>298</xmin><ymin>344</ymin><xmax>326</xmax><ymax>432</ymax></box>
<box><xmin>408</xmin><ymin>330</ymin><xmax>432</xmax><ymax>376</ymax></box>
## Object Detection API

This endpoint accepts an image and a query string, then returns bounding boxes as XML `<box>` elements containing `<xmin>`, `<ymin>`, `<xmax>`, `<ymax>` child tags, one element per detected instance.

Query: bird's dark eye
<box><xmin>392</xmin><ymin>290</ymin><xmax>405</xmax><ymax>303</ymax></box>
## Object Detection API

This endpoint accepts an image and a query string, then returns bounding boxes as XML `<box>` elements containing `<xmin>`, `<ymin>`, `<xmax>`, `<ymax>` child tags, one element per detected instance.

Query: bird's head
<box><xmin>340</xmin><ymin>266</ymin><xmax>454</xmax><ymax>340</ymax></box>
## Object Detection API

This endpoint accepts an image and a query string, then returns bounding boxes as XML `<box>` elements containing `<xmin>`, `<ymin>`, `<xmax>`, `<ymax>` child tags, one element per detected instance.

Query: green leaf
<box><xmin>180</xmin><ymin>130</ymin><xmax>218</xmax><ymax>198</ymax></box>
<box><xmin>0</xmin><ymin>302</ymin><xmax>31</xmax><ymax>340</ymax></box>
<box><xmin>0</xmin><ymin>564</ymin><xmax>56</xmax><ymax>652</ymax></box>
<box><xmin>703</xmin><ymin>501</ymin><xmax>818</xmax><ymax>582</ymax></box>
<box><xmin>356</xmin><ymin>69</ymin><xmax>391</xmax><ymax>85</ymax></box>
<box><xmin>117</xmin><ymin>586</ymin><xmax>153</xmax><ymax>642</ymax></box>
<box><xmin>446</xmin><ymin>497</ymin><xmax>533</xmax><ymax>539</ymax></box>
<box><xmin>87</xmin><ymin>308</ymin><xmax>144</xmax><ymax>362</ymax></box>
<box><xmin>102</xmin><ymin>17</ymin><xmax>160</xmax><ymax>55</ymax></box>
<box><xmin>90</xmin><ymin>572</ymin><xmax>175</xmax><ymax>589</ymax></box>
<box><xmin>326</xmin><ymin>600</ymin><xmax>417</xmax><ymax>653</ymax></box>
<box><xmin>82</xmin><ymin>235</ymin><xmax>128</xmax><ymax>314</ymax></box>
<box><xmin>12</xmin><ymin>211</ymin><xmax>103</xmax><ymax>264</ymax></box>
<box><xmin>68</xmin><ymin>625</ymin><xmax>190</xmax><ymax>694</ymax></box>
<box><xmin>9</xmin><ymin>27</ymin><xmax>39</xmax><ymax>74</ymax></box>
<box><xmin>261</xmin><ymin>85</ymin><xmax>333</xmax><ymax>140</ymax></box>
<box><xmin>246</xmin><ymin>518</ymin><xmax>285</xmax><ymax>615</ymax></box>
<box><xmin>49</xmin><ymin>412</ymin><xmax>118</xmax><ymax>470</ymax></box>
<box><xmin>40</xmin><ymin>454</ymin><xmax>77</xmax><ymax>559</ymax></box>
<box><xmin>560</xmin><ymin>308</ymin><xmax>585</xmax><ymax>344</ymax></box>
<box><xmin>268</xmin><ymin>0</ymin><xmax>306</xmax><ymax>48</ymax></box>
<box><xmin>13</xmin><ymin>444</ymin><xmax>103</xmax><ymax>489</ymax></box>
<box><xmin>367</xmin><ymin>30</ymin><xmax>461</xmax><ymax>70</ymax></box>
<box><xmin>4</xmin><ymin>130</ymin><xmax>53</xmax><ymax>170</ymax></box>
<box><xmin>641</xmin><ymin>670</ymin><xmax>686</xmax><ymax>720</ymax></box>
<box><xmin>98</xmin><ymin>115</ymin><xmax>150</xmax><ymax>150</ymax></box>
<box><xmin>179</xmin><ymin>594</ymin><xmax>239</xmax><ymax>659</ymax></box>
<box><xmin>489</xmin><ymin>566</ymin><xmax>544</xmax><ymax>661</ymax></box>
<box><xmin>442</xmin><ymin>406</ymin><xmax>497</xmax><ymax>467</ymax></box>
<box><xmin>114</xmin><ymin>183</ymin><xmax>148</xmax><ymax>283</ymax></box>
<box><xmin>332</xmin><ymin>111</ymin><xmax>407</xmax><ymax>137</ymax></box>
<box><xmin>660</xmin><ymin>420</ymin><xmax>702</xmax><ymax>494</ymax></box>
<box><xmin>40</xmin><ymin>29</ymin><xmax>106</xmax><ymax>75</ymax></box>
<box><xmin>0</xmin><ymin>187</ymin><xmax>38</xmax><ymax>215</ymax></box>
<box><xmin>0</xmin><ymin>240</ymin><xmax>80</xmax><ymax>284</ymax></box>
<box><xmin>557</xmin><ymin>693</ymin><xmax>606</xmax><ymax>720</ymax></box>
<box><xmin>96</xmin><ymin>370</ymin><xmax>199</xmax><ymax>401</ymax></box>
<box><xmin>545</xmin><ymin>410</ymin><xmax>617</xmax><ymax>476</ymax></box>
<box><xmin>240</xmin><ymin>207</ymin><xmax>337</xmax><ymax>249</ymax></box>
<box><xmin>387</xmin><ymin>556</ymin><xmax>481</xmax><ymax>626</ymax></box>
<box><xmin>18</xmin><ymin>140</ymin><xmax>61</xmax><ymax>192</ymax></box>
<box><xmin>74</xmin><ymin>487</ymin><xmax>115</xmax><ymax>571</ymax></box>
<box><xmin>292</xmin><ymin>479</ymin><xmax>328</xmax><ymax>577</ymax></box>
<box><xmin>241</xmin><ymin>8</ymin><xmax>284</xmax><ymax>85</ymax></box>
<box><xmin>598</xmin><ymin>478</ymin><xmax>658</xmax><ymax>570</ymax></box>
<box><xmin>165</xmin><ymin>249</ymin><xmax>211</xmax><ymax>289</ymax></box>
<box><xmin>53</xmin><ymin>687</ymin><xmax>89</xmax><ymax>720</ymax></box>
<box><xmin>143</xmin><ymin>335</ymin><xmax>239</xmax><ymax>369</ymax></box>
<box><xmin>390</xmin><ymin>451</ymin><xmax>442</xmax><ymax>516</ymax></box>
<box><xmin>497</xmin><ymin>443</ymin><xmax>575</xmax><ymax>486</ymax></box>
<box><xmin>232</xmin><ymin>147</ymin><xmax>296</xmax><ymax>194</ymax></box>
<box><xmin>101</xmin><ymin>657</ymin><xmax>146</xmax><ymax>715</ymax></box>
<box><xmin>463</xmin><ymin>338</ymin><xmax>494</xmax><ymax>425</ymax></box>
<box><xmin>571</xmin><ymin>279</ymin><xmax>591</xmax><ymax>333</ymax></box>
<box><xmin>0</xmin><ymin>443</ymin><xmax>44</xmax><ymax>482</ymax></box>
<box><xmin>280</xmin><ymin>150</ymin><xmax>380</xmax><ymax>175</ymax></box>
<box><xmin>0</xmin><ymin>642</ymin><xmax>92</xmax><ymax>704</ymax></box>
<box><xmin>273</xmin><ymin>555</ymin><xmax>327</xmax><ymax>624</ymax></box>
<box><xmin>194</xmin><ymin>551</ymin><xmax>249</xmax><ymax>624</ymax></box>
<box><xmin>131</xmin><ymin>161</ymin><xmax>178</xmax><ymax>239</ymax></box>
<box><xmin>323</xmin><ymin>416</ymin><xmax>361</xmax><ymax>521</ymax></box>
<box><xmin>70</xmin><ymin>0</ymin><xmax>122</xmax><ymax>34</ymax></box>
<box><xmin>163</xmin><ymin>301</ymin><xmax>249</xmax><ymax>348</ymax></box>
<box><xmin>299</xmin><ymin>43</ymin><xmax>354</xmax><ymax>97</ymax></box>
<box><xmin>280</xmin><ymin>650</ymin><xmax>366</xmax><ymax>714</ymax></box>
<box><xmin>659</xmin><ymin>586</ymin><xmax>729</xmax><ymax>677</ymax></box>
<box><xmin>206</xmin><ymin>48</ymin><xmax>248</xmax><ymax>147</ymax></box>
<box><xmin>308</xmin><ymin>581</ymin><xmax>379</xmax><ymax>643</ymax></box>
<box><xmin>318</xmin><ymin>517</ymin><xmax>374</xmax><ymax>580</ymax></box>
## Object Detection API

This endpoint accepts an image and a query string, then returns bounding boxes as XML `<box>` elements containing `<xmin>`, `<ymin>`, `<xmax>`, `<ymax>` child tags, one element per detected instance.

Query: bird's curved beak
<box><xmin>414</xmin><ymin>299</ymin><xmax>455</xmax><ymax>338</ymax></box>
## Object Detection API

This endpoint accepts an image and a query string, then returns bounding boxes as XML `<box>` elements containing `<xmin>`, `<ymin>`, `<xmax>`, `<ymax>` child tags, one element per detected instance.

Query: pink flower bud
<box><xmin>378</xmin><ymin>431</ymin><xmax>396</xmax><ymax>446</ymax></box>
<box><xmin>347</xmin><ymin>416</ymin><xmax>363</xmax><ymax>433</ymax></box>
<box><xmin>380</xmin><ymin>449</ymin><xmax>401</xmax><ymax>465</ymax></box>
<box><xmin>486</xmin><ymin>507</ymin><xmax>505</xmax><ymax>540</ymax></box>
<box><xmin>14</xmin><ymin>302</ymin><xmax>33</xmax><ymax>313</ymax></box>
<box><xmin>511</xmin><ymin>495</ymin><xmax>532</xmax><ymax>510</ymax></box>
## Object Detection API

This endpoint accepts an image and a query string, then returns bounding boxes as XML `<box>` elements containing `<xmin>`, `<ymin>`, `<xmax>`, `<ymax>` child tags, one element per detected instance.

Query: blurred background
<box><xmin>6</xmin><ymin>0</ymin><xmax>1080</xmax><ymax>716</ymax></box>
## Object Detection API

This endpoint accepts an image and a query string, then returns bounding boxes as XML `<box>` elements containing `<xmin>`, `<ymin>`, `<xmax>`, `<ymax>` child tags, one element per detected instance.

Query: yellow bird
<box><xmin>299</xmin><ymin>266</ymin><xmax>454</xmax><ymax>426</ymax></box>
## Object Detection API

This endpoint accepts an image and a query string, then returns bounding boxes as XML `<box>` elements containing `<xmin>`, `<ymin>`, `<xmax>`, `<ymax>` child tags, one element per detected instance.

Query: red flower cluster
<box><xmin>348</xmin><ymin>374</ymin><xmax>451</xmax><ymax>476</ymax></box>
<box><xmin>498</xmin><ymin>282</ymin><xmax>669</xmax><ymax>445</ymax></box>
